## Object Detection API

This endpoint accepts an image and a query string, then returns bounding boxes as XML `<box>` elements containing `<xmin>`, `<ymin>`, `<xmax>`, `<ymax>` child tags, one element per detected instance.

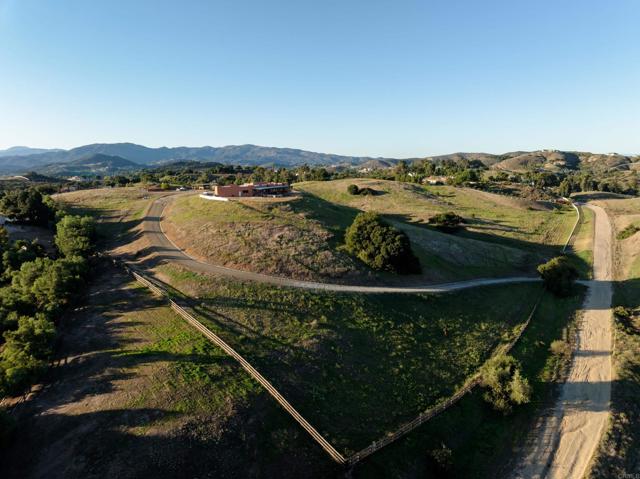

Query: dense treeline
<box><xmin>0</xmin><ymin>189</ymin><xmax>95</xmax><ymax>400</ymax></box>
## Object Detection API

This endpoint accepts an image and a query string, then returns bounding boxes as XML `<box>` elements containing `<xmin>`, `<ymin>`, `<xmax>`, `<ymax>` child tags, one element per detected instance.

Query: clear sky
<box><xmin>0</xmin><ymin>0</ymin><xmax>638</xmax><ymax>157</ymax></box>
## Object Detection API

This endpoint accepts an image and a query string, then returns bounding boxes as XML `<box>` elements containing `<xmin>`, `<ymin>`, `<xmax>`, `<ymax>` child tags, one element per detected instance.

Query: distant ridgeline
<box><xmin>0</xmin><ymin>144</ymin><xmax>637</xmax><ymax>194</ymax></box>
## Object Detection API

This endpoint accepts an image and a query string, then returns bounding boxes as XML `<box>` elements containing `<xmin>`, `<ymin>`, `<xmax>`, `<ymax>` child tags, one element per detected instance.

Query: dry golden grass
<box><xmin>163</xmin><ymin>194</ymin><xmax>361</xmax><ymax>281</ymax></box>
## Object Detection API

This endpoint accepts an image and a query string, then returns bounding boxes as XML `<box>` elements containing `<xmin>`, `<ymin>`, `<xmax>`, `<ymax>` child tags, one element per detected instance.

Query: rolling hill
<box><xmin>38</xmin><ymin>154</ymin><xmax>141</xmax><ymax>176</ymax></box>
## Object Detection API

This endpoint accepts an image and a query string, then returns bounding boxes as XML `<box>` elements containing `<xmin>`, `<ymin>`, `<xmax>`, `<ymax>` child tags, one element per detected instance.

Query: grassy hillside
<box><xmin>157</xmin><ymin>263</ymin><xmax>543</xmax><ymax>453</ymax></box>
<box><xmin>162</xmin><ymin>194</ymin><xmax>361</xmax><ymax>281</ymax></box>
<box><xmin>294</xmin><ymin>179</ymin><xmax>575</xmax><ymax>248</ymax></box>
<box><xmin>162</xmin><ymin>180</ymin><xmax>576</xmax><ymax>284</ymax></box>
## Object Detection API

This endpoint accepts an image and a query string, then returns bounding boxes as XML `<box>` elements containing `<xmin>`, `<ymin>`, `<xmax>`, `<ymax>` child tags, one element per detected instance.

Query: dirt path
<box><xmin>140</xmin><ymin>195</ymin><xmax>541</xmax><ymax>294</ymax></box>
<box><xmin>514</xmin><ymin>204</ymin><xmax>613</xmax><ymax>479</ymax></box>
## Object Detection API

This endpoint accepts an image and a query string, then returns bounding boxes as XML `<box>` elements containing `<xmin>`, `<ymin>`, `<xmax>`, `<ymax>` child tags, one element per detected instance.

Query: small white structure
<box><xmin>200</xmin><ymin>192</ymin><xmax>229</xmax><ymax>202</ymax></box>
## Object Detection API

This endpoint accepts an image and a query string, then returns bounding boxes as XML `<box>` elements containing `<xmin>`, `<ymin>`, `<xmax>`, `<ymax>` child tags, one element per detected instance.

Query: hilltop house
<box><xmin>209</xmin><ymin>182</ymin><xmax>291</xmax><ymax>198</ymax></box>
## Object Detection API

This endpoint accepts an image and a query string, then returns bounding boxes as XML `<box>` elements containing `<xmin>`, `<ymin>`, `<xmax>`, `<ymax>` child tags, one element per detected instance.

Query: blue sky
<box><xmin>0</xmin><ymin>0</ymin><xmax>638</xmax><ymax>157</ymax></box>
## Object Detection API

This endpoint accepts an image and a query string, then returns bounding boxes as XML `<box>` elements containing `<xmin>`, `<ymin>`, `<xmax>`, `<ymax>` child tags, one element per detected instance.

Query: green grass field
<box><xmin>157</xmin><ymin>263</ymin><xmax>545</xmax><ymax>453</ymax></box>
<box><xmin>351</xmin><ymin>284</ymin><xmax>586</xmax><ymax>478</ymax></box>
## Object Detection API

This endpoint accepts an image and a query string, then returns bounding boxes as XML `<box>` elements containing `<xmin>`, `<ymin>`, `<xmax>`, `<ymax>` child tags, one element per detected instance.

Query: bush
<box><xmin>347</xmin><ymin>184</ymin><xmax>360</xmax><ymax>195</ymax></box>
<box><xmin>428</xmin><ymin>211</ymin><xmax>464</xmax><ymax>232</ymax></box>
<box><xmin>550</xmin><ymin>339</ymin><xmax>571</xmax><ymax>357</ymax></box>
<box><xmin>613</xmin><ymin>306</ymin><xmax>632</xmax><ymax>319</ymax></box>
<box><xmin>537</xmin><ymin>256</ymin><xmax>579</xmax><ymax>296</ymax></box>
<box><xmin>344</xmin><ymin>212</ymin><xmax>421</xmax><ymax>274</ymax></box>
<box><xmin>480</xmin><ymin>355</ymin><xmax>532</xmax><ymax>413</ymax></box>
<box><xmin>617</xmin><ymin>224</ymin><xmax>640</xmax><ymax>240</ymax></box>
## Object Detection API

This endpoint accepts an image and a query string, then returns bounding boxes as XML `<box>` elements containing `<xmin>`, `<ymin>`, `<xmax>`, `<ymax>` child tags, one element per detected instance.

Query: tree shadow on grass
<box><xmin>292</xmin><ymin>191</ymin><xmax>568</xmax><ymax>262</ymax></box>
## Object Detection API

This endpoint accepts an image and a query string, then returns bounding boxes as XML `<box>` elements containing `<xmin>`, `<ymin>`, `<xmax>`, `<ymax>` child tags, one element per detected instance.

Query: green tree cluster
<box><xmin>428</xmin><ymin>211</ymin><xmax>464</xmax><ymax>232</ymax></box>
<box><xmin>537</xmin><ymin>256</ymin><xmax>578</xmax><ymax>297</ymax></box>
<box><xmin>0</xmin><ymin>210</ymin><xmax>94</xmax><ymax>399</ymax></box>
<box><xmin>0</xmin><ymin>188</ymin><xmax>57</xmax><ymax>226</ymax></box>
<box><xmin>55</xmin><ymin>215</ymin><xmax>96</xmax><ymax>258</ymax></box>
<box><xmin>480</xmin><ymin>355</ymin><xmax>532</xmax><ymax>413</ymax></box>
<box><xmin>344</xmin><ymin>212</ymin><xmax>421</xmax><ymax>274</ymax></box>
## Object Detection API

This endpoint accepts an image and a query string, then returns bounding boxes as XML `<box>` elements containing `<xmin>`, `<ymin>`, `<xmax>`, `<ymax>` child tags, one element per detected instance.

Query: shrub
<box><xmin>537</xmin><ymin>256</ymin><xmax>579</xmax><ymax>296</ymax></box>
<box><xmin>428</xmin><ymin>211</ymin><xmax>464</xmax><ymax>232</ymax></box>
<box><xmin>613</xmin><ymin>306</ymin><xmax>632</xmax><ymax>319</ymax></box>
<box><xmin>617</xmin><ymin>224</ymin><xmax>640</xmax><ymax>240</ymax></box>
<box><xmin>344</xmin><ymin>212</ymin><xmax>421</xmax><ymax>274</ymax></box>
<box><xmin>347</xmin><ymin>184</ymin><xmax>360</xmax><ymax>195</ymax></box>
<box><xmin>550</xmin><ymin>339</ymin><xmax>571</xmax><ymax>357</ymax></box>
<box><xmin>480</xmin><ymin>355</ymin><xmax>532</xmax><ymax>413</ymax></box>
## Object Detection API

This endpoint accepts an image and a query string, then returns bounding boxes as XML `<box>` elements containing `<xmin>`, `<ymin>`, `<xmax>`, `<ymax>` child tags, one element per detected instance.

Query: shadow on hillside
<box><xmin>0</xmin><ymin>406</ymin><xmax>339</xmax><ymax>479</ymax></box>
<box><xmin>22</xmin><ymin>264</ymin><xmax>239</xmax><ymax>408</ymax></box>
<box><xmin>294</xmin><ymin>190</ymin><xmax>570</xmax><ymax>259</ymax></box>
<box><xmin>572</xmin><ymin>192</ymin><xmax>633</xmax><ymax>202</ymax></box>
<box><xmin>62</xmin><ymin>204</ymin><xmax>145</xmax><ymax>250</ymax></box>
<box><xmin>289</xmin><ymin>192</ymin><xmax>361</xmax><ymax>244</ymax></box>
<box><xmin>0</xmin><ymin>263</ymin><xmax>340</xmax><ymax>479</ymax></box>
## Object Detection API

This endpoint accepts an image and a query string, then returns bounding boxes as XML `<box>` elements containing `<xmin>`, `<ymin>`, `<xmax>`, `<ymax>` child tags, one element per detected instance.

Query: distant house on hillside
<box><xmin>210</xmin><ymin>182</ymin><xmax>291</xmax><ymax>198</ymax></box>
<box><xmin>423</xmin><ymin>175</ymin><xmax>449</xmax><ymax>185</ymax></box>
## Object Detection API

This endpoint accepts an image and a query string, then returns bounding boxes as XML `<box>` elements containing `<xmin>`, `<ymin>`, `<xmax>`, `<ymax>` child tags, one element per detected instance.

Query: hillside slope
<box><xmin>39</xmin><ymin>153</ymin><xmax>140</xmax><ymax>176</ymax></box>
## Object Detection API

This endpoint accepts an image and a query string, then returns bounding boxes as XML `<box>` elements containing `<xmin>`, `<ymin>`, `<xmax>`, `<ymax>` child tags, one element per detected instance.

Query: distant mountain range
<box><xmin>0</xmin><ymin>146</ymin><xmax>64</xmax><ymax>158</ymax></box>
<box><xmin>37</xmin><ymin>154</ymin><xmax>140</xmax><ymax>176</ymax></box>
<box><xmin>0</xmin><ymin>142</ymin><xmax>636</xmax><ymax>176</ymax></box>
<box><xmin>0</xmin><ymin>143</ymin><xmax>405</xmax><ymax>175</ymax></box>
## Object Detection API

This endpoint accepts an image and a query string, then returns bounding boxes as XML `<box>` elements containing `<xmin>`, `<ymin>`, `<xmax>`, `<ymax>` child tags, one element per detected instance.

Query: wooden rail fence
<box><xmin>120</xmin><ymin>259</ymin><xmax>544</xmax><ymax>467</ymax></box>
<box><xmin>124</xmin><ymin>263</ymin><xmax>346</xmax><ymax>465</ymax></box>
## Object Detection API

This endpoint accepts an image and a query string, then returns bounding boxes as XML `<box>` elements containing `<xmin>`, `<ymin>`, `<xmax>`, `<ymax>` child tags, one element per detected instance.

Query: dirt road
<box><xmin>142</xmin><ymin>195</ymin><xmax>541</xmax><ymax>294</ymax></box>
<box><xmin>514</xmin><ymin>204</ymin><xmax>613</xmax><ymax>479</ymax></box>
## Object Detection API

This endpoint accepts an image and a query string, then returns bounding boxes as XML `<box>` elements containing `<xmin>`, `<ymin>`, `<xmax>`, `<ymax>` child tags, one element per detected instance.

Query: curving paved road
<box><xmin>514</xmin><ymin>204</ymin><xmax>613</xmax><ymax>479</ymax></box>
<box><xmin>142</xmin><ymin>195</ymin><xmax>542</xmax><ymax>294</ymax></box>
